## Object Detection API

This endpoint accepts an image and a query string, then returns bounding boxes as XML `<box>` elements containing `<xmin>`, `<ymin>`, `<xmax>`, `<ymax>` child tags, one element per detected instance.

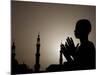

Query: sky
<box><xmin>11</xmin><ymin>1</ymin><xmax>96</xmax><ymax>71</ymax></box>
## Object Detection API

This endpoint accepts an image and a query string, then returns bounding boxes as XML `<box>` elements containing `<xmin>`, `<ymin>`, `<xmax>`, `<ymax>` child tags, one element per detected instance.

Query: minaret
<box><xmin>34</xmin><ymin>33</ymin><xmax>40</xmax><ymax>72</ymax></box>
<box><xmin>59</xmin><ymin>42</ymin><xmax>63</xmax><ymax>65</ymax></box>
<box><xmin>11</xmin><ymin>42</ymin><xmax>16</xmax><ymax>73</ymax></box>
<box><xmin>12</xmin><ymin>42</ymin><xmax>16</xmax><ymax>59</ymax></box>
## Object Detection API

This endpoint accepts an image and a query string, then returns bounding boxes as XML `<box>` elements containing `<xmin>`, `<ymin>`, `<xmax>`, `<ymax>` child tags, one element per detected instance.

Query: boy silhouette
<box><xmin>62</xmin><ymin>19</ymin><xmax>95</xmax><ymax>70</ymax></box>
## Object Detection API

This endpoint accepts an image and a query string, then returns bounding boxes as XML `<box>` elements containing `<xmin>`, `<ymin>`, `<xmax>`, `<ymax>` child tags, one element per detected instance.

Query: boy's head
<box><xmin>74</xmin><ymin>19</ymin><xmax>91</xmax><ymax>39</ymax></box>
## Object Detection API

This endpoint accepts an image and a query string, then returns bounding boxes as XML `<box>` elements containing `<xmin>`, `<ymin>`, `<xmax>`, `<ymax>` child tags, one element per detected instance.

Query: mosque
<box><xmin>11</xmin><ymin>33</ymin><xmax>64</xmax><ymax>74</ymax></box>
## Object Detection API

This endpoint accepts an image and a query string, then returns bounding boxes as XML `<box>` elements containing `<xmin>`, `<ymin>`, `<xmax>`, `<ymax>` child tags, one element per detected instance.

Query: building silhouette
<box><xmin>11</xmin><ymin>34</ymin><xmax>41</xmax><ymax>74</ymax></box>
<box><xmin>11</xmin><ymin>42</ymin><xmax>19</xmax><ymax>74</ymax></box>
<box><xmin>11</xmin><ymin>42</ymin><xmax>33</xmax><ymax>74</ymax></box>
<box><xmin>34</xmin><ymin>33</ymin><xmax>41</xmax><ymax>72</ymax></box>
<box><xmin>59</xmin><ymin>42</ymin><xmax>63</xmax><ymax>65</ymax></box>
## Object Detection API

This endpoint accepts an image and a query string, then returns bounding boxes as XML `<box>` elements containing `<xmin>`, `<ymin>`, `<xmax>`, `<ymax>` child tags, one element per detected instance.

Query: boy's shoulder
<box><xmin>88</xmin><ymin>41</ymin><xmax>95</xmax><ymax>48</ymax></box>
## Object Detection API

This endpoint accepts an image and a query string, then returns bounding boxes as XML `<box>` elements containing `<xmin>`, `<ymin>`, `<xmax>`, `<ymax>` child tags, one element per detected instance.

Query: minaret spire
<box><xmin>59</xmin><ymin>41</ymin><xmax>63</xmax><ymax>65</ymax></box>
<box><xmin>34</xmin><ymin>33</ymin><xmax>40</xmax><ymax>72</ymax></box>
<box><xmin>12</xmin><ymin>42</ymin><xmax>16</xmax><ymax>58</ymax></box>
